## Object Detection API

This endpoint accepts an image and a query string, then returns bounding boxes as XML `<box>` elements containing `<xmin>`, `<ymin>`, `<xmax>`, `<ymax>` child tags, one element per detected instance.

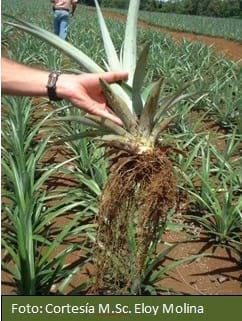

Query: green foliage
<box><xmin>99</xmin><ymin>0</ymin><xmax>147</xmax><ymax>9</ymax></box>
<box><xmin>207</xmin><ymin>0</ymin><xmax>240</xmax><ymax>17</ymax></box>
<box><xmin>79</xmin><ymin>0</ymin><xmax>100</xmax><ymax>6</ymax></box>
<box><xmin>1</xmin><ymin>97</ymin><xmax>94</xmax><ymax>294</ymax></box>
<box><xmin>145</xmin><ymin>0</ymin><xmax>159</xmax><ymax>11</ymax></box>
<box><xmin>101</xmin><ymin>0</ymin><xmax>129</xmax><ymax>9</ymax></box>
<box><xmin>137</xmin><ymin>10</ymin><xmax>242</xmax><ymax>41</ymax></box>
<box><xmin>158</xmin><ymin>0</ymin><xmax>241</xmax><ymax>18</ymax></box>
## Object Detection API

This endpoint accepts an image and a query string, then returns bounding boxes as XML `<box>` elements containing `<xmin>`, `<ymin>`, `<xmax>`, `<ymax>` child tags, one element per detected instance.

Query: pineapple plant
<box><xmin>4</xmin><ymin>0</ymin><xmax>205</xmax><ymax>294</ymax></box>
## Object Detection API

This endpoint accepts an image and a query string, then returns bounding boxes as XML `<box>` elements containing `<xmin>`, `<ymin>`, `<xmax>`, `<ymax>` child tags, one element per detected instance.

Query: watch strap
<box><xmin>47</xmin><ymin>71</ymin><xmax>62</xmax><ymax>101</ymax></box>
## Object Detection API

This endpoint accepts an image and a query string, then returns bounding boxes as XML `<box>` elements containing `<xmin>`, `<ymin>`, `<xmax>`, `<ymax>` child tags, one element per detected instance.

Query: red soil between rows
<box><xmin>96</xmin><ymin>9</ymin><xmax>242</xmax><ymax>63</ymax></box>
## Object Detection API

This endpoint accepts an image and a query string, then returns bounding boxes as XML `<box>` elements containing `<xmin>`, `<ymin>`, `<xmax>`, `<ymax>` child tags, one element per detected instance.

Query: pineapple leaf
<box><xmin>56</xmin><ymin>130</ymin><xmax>109</xmax><ymax>144</ymax></box>
<box><xmin>123</xmin><ymin>0</ymin><xmax>141</xmax><ymax>85</ymax></box>
<box><xmin>50</xmin><ymin>116</ymin><xmax>100</xmax><ymax>128</ymax></box>
<box><xmin>3</xmin><ymin>15</ymin><xmax>103</xmax><ymax>73</ymax></box>
<box><xmin>99</xmin><ymin>79</ymin><xmax>137</xmax><ymax>134</ymax></box>
<box><xmin>85</xmin><ymin>115</ymin><xmax>130</xmax><ymax>137</ymax></box>
<box><xmin>139</xmin><ymin>78</ymin><xmax>164</xmax><ymax>137</ymax></box>
<box><xmin>121</xmin><ymin>82</ymin><xmax>133</xmax><ymax>99</ymax></box>
<box><xmin>102</xmin><ymin>58</ymin><xmax>111</xmax><ymax>71</ymax></box>
<box><xmin>132</xmin><ymin>42</ymin><xmax>150</xmax><ymax>116</ymax></box>
<box><xmin>141</xmin><ymin>81</ymin><xmax>156</xmax><ymax>103</ymax></box>
<box><xmin>155</xmin><ymin>80</ymin><xmax>196</xmax><ymax>120</ymax></box>
<box><xmin>96</xmin><ymin>135</ymin><xmax>136</xmax><ymax>153</ymax></box>
<box><xmin>150</xmin><ymin>115</ymin><xmax>176</xmax><ymax>143</ymax></box>
<box><xmin>119</xmin><ymin>42</ymin><xmax>125</xmax><ymax>67</ymax></box>
<box><xmin>94</xmin><ymin>0</ymin><xmax>121</xmax><ymax>71</ymax></box>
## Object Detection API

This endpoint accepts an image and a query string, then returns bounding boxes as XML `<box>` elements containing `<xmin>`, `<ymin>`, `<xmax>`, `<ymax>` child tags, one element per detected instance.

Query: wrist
<box><xmin>56</xmin><ymin>73</ymin><xmax>77</xmax><ymax>101</ymax></box>
<box><xmin>46</xmin><ymin>71</ymin><xmax>62</xmax><ymax>101</ymax></box>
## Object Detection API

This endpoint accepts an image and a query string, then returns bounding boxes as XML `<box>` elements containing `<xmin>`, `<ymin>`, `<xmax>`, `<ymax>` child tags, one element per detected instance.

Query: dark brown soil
<box><xmin>96</xmin><ymin>9</ymin><xmax>242</xmax><ymax>63</ymax></box>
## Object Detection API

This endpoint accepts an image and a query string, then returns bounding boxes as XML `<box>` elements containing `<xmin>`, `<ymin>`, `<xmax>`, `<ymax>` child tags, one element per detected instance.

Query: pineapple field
<box><xmin>104</xmin><ymin>8</ymin><xmax>242</xmax><ymax>42</ymax></box>
<box><xmin>1</xmin><ymin>0</ymin><xmax>242</xmax><ymax>295</ymax></box>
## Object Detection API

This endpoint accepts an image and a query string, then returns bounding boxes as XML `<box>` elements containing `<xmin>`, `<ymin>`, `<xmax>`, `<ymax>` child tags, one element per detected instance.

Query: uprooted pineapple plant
<box><xmin>95</xmin><ymin>145</ymin><xmax>176</xmax><ymax>293</ymax></box>
<box><xmin>5</xmin><ymin>0</ymin><xmax>206</xmax><ymax>294</ymax></box>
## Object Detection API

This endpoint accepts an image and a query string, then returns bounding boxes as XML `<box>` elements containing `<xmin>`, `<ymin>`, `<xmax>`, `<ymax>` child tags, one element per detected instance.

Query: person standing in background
<box><xmin>51</xmin><ymin>0</ymin><xmax>78</xmax><ymax>40</ymax></box>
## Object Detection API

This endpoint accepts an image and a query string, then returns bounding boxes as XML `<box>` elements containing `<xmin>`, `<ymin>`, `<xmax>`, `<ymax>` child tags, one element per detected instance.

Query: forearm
<box><xmin>2</xmin><ymin>58</ymin><xmax>49</xmax><ymax>97</ymax></box>
<box><xmin>1</xmin><ymin>57</ymin><xmax>128</xmax><ymax>124</ymax></box>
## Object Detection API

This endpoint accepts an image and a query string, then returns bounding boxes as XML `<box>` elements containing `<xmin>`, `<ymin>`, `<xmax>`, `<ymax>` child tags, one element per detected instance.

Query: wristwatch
<box><xmin>46</xmin><ymin>71</ymin><xmax>62</xmax><ymax>101</ymax></box>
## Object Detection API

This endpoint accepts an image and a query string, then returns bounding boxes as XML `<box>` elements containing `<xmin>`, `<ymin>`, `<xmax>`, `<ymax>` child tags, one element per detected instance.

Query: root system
<box><xmin>93</xmin><ymin>148</ymin><xmax>176</xmax><ymax>294</ymax></box>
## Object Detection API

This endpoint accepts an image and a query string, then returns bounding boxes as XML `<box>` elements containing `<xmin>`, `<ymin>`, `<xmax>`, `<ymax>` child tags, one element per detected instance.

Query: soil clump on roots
<box><xmin>93</xmin><ymin>148</ymin><xmax>176</xmax><ymax>294</ymax></box>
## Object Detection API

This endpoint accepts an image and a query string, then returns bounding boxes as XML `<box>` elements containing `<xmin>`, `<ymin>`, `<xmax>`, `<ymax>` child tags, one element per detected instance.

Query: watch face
<box><xmin>47</xmin><ymin>72</ymin><xmax>62</xmax><ymax>101</ymax></box>
<box><xmin>47</xmin><ymin>72</ymin><xmax>61</xmax><ymax>88</ymax></box>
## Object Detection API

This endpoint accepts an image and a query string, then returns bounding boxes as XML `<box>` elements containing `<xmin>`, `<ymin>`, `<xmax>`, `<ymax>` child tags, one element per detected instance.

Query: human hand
<box><xmin>57</xmin><ymin>71</ymin><xmax>128</xmax><ymax>125</ymax></box>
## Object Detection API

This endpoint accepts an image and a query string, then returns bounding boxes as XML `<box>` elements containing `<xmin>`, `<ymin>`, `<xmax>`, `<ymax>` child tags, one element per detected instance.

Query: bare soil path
<box><xmin>96</xmin><ymin>9</ymin><xmax>242</xmax><ymax>63</ymax></box>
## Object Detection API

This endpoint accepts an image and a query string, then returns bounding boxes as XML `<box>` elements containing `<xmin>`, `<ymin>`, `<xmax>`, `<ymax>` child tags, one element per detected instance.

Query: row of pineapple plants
<box><xmin>2</xmin><ymin>0</ymin><xmax>241</xmax><ymax>294</ymax></box>
<box><xmin>1</xmin><ymin>95</ymin><xmax>99</xmax><ymax>294</ymax></box>
<box><xmin>103</xmin><ymin>6</ymin><xmax>242</xmax><ymax>41</ymax></box>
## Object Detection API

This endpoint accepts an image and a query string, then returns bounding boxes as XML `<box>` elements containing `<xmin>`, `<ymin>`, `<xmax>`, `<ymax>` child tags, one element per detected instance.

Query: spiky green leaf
<box><xmin>3</xmin><ymin>15</ymin><xmax>103</xmax><ymax>73</ymax></box>
<box><xmin>132</xmin><ymin>42</ymin><xmax>150</xmax><ymax>116</ymax></box>
<box><xmin>139</xmin><ymin>78</ymin><xmax>164</xmax><ymax>137</ymax></box>
<box><xmin>123</xmin><ymin>0</ymin><xmax>140</xmax><ymax>85</ymax></box>
<box><xmin>99</xmin><ymin>79</ymin><xmax>137</xmax><ymax>133</ymax></box>
<box><xmin>50</xmin><ymin>116</ymin><xmax>100</xmax><ymax>128</ymax></box>
<box><xmin>155</xmin><ymin>80</ymin><xmax>195</xmax><ymax>120</ymax></box>
<box><xmin>94</xmin><ymin>0</ymin><xmax>121</xmax><ymax>71</ymax></box>
<box><xmin>86</xmin><ymin>115</ymin><xmax>130</xmax><ymax>136</ymax></box>
<box><xmin>56</xmin><ymin>130</ymin><xmax>109</xmax><ymax>145</ymax></box>
<box><xmin>150</xmin><ymin>115</ymin><xmax>176</xmax><ymax>143</ymax></box>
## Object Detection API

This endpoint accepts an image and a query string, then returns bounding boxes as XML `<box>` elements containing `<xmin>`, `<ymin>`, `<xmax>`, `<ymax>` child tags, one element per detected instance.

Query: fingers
<box><xmin>100</xmin><ymin>71</ymin><xmax>128</xmax><ymax>84</ymax></box>
<box><xmin>86</xmin><ymin>103</ymin><xmax>123</xmax><ymax>126</ymax></box>
<box><xmin>82</xmin><ymin>97</ymin><xmax>123</xmax><ymax>126</ymax></box>
<box><xmin>97</xmin><ymin>109</ymin><xmax>123</xmax><ymax>126</ymax></box>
